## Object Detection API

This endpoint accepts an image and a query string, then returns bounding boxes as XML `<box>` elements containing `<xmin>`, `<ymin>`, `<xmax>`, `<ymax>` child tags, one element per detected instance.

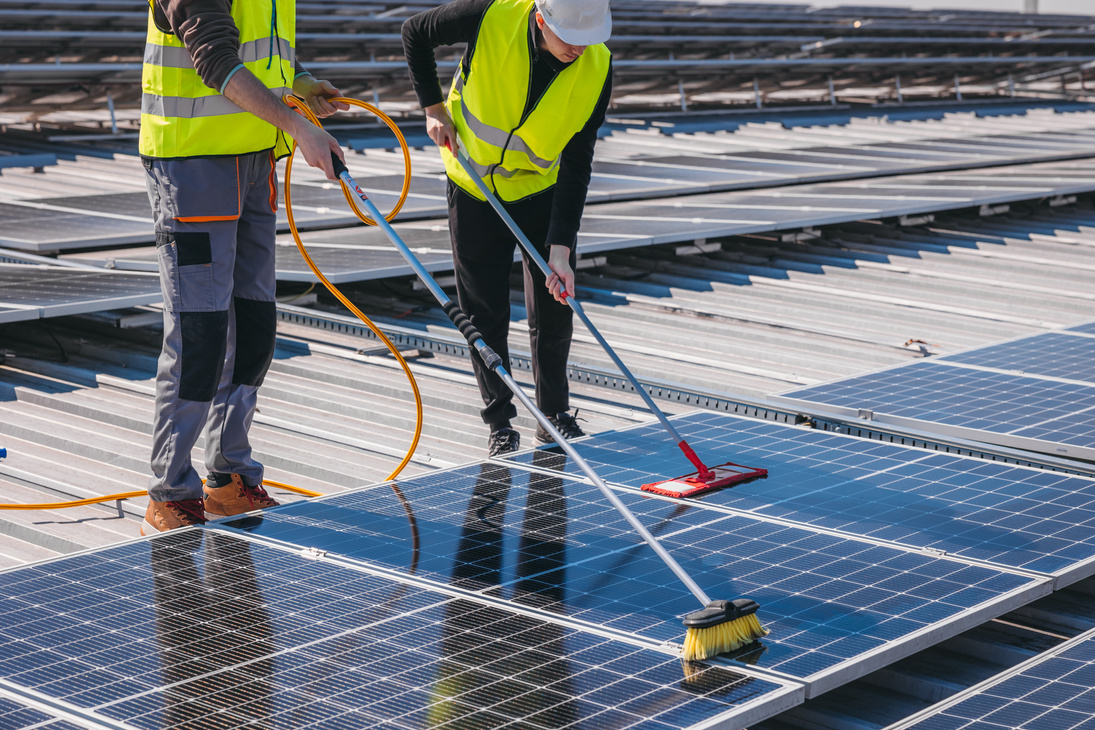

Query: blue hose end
<box><xmin>0</xmin><ymin>447</ymin><xmax>6</xmax><ymax>460</ymax></box>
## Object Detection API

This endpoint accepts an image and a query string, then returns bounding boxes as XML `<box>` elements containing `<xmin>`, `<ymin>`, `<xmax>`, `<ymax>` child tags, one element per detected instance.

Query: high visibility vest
<box><xmin>139</xmin><ymin>0</ymin><xmax>296</xmax><ymax>159</ymax></box>
<box><xmin>444</xmin><ymin>0</ymin><xmax>610</xmax><ymax>203</ymax></box>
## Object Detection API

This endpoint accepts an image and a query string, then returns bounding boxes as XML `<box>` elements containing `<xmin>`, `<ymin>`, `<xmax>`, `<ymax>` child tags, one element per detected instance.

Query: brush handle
<box><xmin>453</xmin><ymin>152</ymin><xmax>696</xmax><ymax>457</ymax></box>
<box><xmin>338</xmin><ymin>164</ymin><xmax>712</xmax><ymax>608</ymax></box>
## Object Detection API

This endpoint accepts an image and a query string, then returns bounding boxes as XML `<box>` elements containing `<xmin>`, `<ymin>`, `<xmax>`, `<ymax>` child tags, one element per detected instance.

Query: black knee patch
<box><xmin>179</xmin><ymin>310</ymin><xmax>228</xmax><ymax>401</ymax></box>
<box><xmin>233</xmin><ymin>297</ymin><xmax>276</xmax><ymax>387</ymax></box>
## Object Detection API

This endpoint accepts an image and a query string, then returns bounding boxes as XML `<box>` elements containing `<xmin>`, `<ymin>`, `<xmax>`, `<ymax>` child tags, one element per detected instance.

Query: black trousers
<box><xmin>447</xmin><ymin>180</ymin><xmax>576</xmax><ymax>429</ymax></box>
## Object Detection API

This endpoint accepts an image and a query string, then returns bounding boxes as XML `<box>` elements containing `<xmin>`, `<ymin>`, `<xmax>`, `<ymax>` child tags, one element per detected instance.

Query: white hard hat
<box><xmin>535</xmin><ymin>0</ymin><xmax>612</xmax><ymax>46</ymax></box>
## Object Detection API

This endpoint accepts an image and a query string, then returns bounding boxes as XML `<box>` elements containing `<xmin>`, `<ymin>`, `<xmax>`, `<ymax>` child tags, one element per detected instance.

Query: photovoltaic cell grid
<box><xmin>0</xmin><ymin>693</ymin><xmax>85</xmax><ymax>730</ymax></box>
<box><xmin>941</xmin><ymin>332</ymin><xmax>1095</xmax><ymax>385</ymax></box>
<box><xmin>899</xmin><ymin>628</ymin><xmax>1095</xmax><ymax>730</ymax></box>
<box><xmin>503</xmin><ymin>412</ymin><xmax>1095</xmax><ymax>578</ymax></box>
<box><xmin>782</xmin><ymin>360</ymin><xmax>1095</xmax><ymax>449</ymax></box>
<box><xmin>221</xmin><ymin>458</ymin><xmax>1043</xmax><ymax>682</ymax></box>
<box><xmin>0</xmin><ymin>529</ymin><xmax>785</xmax><ymax>730</ymax></box>
<box><xmin>0</xmin><ymin>264</ymin><xmax>162</xmax><ymax>319</ymax></box>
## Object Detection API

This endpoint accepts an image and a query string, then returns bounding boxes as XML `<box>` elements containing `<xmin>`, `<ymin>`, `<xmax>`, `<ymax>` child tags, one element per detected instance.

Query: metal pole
<box><xmin>1008</xmin><ymin>72</ymin><xmax>1016</xmax><ymax>97</ymax></box>
<box><xmin>678</xmin><ymin>79</ymin><xmax>688</xmax><ymax>113</ymax></box>
<box><xmin>895</xmin><ymin>74</ymin><xmax>904</xmax><ymax>104</ymax></box>
<box><xmin>827</xmin><ymin>76</ymin><xmax>836</xmax><ymax>105</ymax></box>
<box><xmin>753</xmin><ymin>77</ymin><xmax>762</xmax><ymax>109</ymax></box>
<box><xmin>337</xmin><ymin>164</ymin><xmax>711</xmax><ymax>608</ymax></box>
<box><xmin>106</xmin><ymin>90</ymin><xmax>118</xmax><ymax>135</ymax></box>
<box><xmin>954</xmin><ymin>74</ymin><xmax>963</xmax><ymax>101</ymax></box>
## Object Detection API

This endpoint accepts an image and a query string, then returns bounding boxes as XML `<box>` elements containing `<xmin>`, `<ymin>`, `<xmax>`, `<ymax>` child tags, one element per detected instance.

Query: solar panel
<box><xmin>0</xmin><ymin>529</ymin><xmax>794</xmax><ymax>729</ymax></box>
<box><xmin>501</xmin><ymin>412</ymin><xmax>1095</xmax><ymax>581</ymax></box>
<box><xmin>0</xmin><ymin>264</ymin><xmax>162</xmax><ymax>319</ymax></box>
<box><xmin>941</xmin><ymin>332</ymin><xmax>1095</xmax><ymax>385</ymax></box>
<box><xmin>779</xmin><ymin>355</ymin><xmax>1095</xmax><ymax>460</ymax></box>
<box><xmin>893</xmin><ymin>626</ymin><xmax>1095</xmax><ymax>730</ymax></box>
<box><xmin>220</xmin><ymin>458</ymin><xmax>1045</xmax><ymax>690</ymax></box>
<box><xmin>1068</xmin><ymin>321</ymin><xmax>1095</xmax><ymax>335</ymax></box>
<box><xmin>0</xmin><ymin>693</ymin><xmax>82</xmax><ymax>730</ymax></box>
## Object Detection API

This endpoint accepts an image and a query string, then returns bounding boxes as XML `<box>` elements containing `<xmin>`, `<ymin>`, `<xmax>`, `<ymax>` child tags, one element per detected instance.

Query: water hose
<box><xmin>0</xmin><ymin>94</ymin><xmax>422</xmax><ymax>513</ymax></box>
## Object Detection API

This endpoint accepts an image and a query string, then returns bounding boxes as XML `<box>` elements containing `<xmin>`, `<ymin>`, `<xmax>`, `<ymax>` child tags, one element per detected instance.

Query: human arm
<box><xmin>401</xmin><ymin>0</ymin><xmax>491</xmax><ymax>151</ymax></box>
<box><xmin>544</xmin><ymin>65</ymin><xmax>613</xmax><ymax>303</ymax></box>
<box><xmin>222</xmin><ymin>70</ymin><xmax>344</xmax><ymax>179</ymax></box>
<box><xmin>154</xmin><ymin>0</ymin><xmax>345</xmax><ymax>179</ymax></box>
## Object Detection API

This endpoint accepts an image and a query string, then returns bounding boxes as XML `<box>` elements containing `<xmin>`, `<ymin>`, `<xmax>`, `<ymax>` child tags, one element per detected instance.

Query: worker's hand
<box><xmin>546</xmin><ymin>245</ymin><xmax>575</xmax><ymax>304</ymax></box>
<box><xmin>293</xmin><ymin>75</ymin><xmax>350</xmax><ymax>118</ymax></box>
<box><xmin>293</xmin><ymin>120</ymin><xmax>344</xmax><ymax>181</ymax></box>
<box><xmin>424</xmin><ymin>102</ymin><xmax>459</xmax><ymax>154</ymax></box>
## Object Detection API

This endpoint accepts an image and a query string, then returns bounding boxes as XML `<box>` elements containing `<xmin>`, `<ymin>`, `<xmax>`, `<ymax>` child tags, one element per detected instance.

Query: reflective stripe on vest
<box><xmin>443</xmin><ymin>0</ymin><xmax>610</xmax><ymax>203</ymax></box>
<box><xmin>139</xmin><ymin>0</ymin><xmax>296</xmax><ymax>159</ymax></box>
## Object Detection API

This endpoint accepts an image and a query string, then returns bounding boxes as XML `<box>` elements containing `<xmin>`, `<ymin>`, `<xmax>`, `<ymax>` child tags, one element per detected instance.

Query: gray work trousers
<box><xmin>144</xmin><ymin>152</ymin><xmax>279</xmax><ymax>502</ymax></box>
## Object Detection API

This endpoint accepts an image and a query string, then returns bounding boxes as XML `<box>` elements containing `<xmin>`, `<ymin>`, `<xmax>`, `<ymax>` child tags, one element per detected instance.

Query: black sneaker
<box><xmin>536</xmin><ymin>410</ymin><xmax>586</xmax><ymax>445</ymax></box>
<box><xmin>487</xmin><ymin>428</ymin><xmax>521</xmax><ymax>457</ymax></box>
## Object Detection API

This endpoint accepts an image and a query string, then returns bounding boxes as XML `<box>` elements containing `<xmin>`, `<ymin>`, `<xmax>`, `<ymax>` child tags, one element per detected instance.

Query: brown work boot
<box><xmin>203</xmin><ymin>473</ymin><xmax>280</xmax><ymax>519</ymax></box>
<box><xmin>141</xmin><ymin>499</ymin><xmax>207</xmax><ymax>536</ymax></box>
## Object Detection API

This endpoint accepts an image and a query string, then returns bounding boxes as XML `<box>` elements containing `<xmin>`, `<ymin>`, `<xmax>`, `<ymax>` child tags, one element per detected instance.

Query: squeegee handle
<box><xmin>337</xmin><ymin>158</ymin><xmax>710</xmax><ymax>608</ymax></box>
<box><xmin>453</xmin><ymin>152</ymin><xmax>694</xmax><ymax>452</ymax></box>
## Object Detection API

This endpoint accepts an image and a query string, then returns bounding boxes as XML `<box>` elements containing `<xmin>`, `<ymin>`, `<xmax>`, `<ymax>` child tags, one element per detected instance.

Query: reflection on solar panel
<box><xmin>0</xmin><ymin>529</ymin><xmax>792</xmax><ymax>729</ymax></box>
<box><xmin>502</xmin><ymin>412</ymin><xmax>1095</xmax><ymax>580</ymax></box>
<box><xmin>894</xmin><ymin>626</ymin><xmax>1095</xmax><ymax>730</ymax></box>
<box><xmin>778</xmin><ymin>325</ymin><xmax>1095</xmax><ymax>461</ymax></box>
<box><xmin>222</xmin><ymin>454</ymin><xmax>1045</xmax><ymax>689</ymax></box>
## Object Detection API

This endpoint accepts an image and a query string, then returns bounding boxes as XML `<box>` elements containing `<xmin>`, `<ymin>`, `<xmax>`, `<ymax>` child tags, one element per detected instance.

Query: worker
<box><xmin>139</xmin><ymin>0</ymin><xmax>347</xmax><ymax>533</ymax></box>
<box><xmin>402</xmin><ymin>0</ymin><xmax>612</xmax><ymax>456</ymax></box>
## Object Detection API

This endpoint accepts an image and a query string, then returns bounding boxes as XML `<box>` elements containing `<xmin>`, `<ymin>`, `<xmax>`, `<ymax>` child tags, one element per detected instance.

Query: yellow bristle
<box><xmin>681</xmin><ymin>614</ymin><xmax>768</xmax><ymax>662</ymax></box>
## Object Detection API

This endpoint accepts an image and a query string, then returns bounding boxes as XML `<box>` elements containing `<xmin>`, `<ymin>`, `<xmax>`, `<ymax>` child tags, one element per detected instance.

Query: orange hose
<box><xmin>0</xmin><ymin>95</ymin><xmax>422</xmax><ymax>512</ymax></box>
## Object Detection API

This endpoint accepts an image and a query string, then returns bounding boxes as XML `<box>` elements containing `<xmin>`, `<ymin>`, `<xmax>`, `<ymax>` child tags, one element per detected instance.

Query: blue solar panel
<box><xmin>1066</xmin><ymin>321</ymin><xmax>1095</xmax><ymax>335</ymax></box>
<box><xmin>222</xmin><ymin>456</ymin><xmax>1042</xmax><ymax>683</ymax></box>
<box><xmin>783</xmin><ymin>360</ymin><xmax>1095</xmax><ymax>447</ymax></box>
<box><xmin>900</xmin><ymin>628</ymin><xmax>1095</xmax><ymax>730</ymax></box>
<box><xmin>942</xmin><ymin>332</ymin><xmax>1095</xmax><ymax>384</ymax></box>
<box><xmin>0</xmin><ymin>694</ymin><xmax>83</xmax><ymax>730</ymax></box>
<box><xmin>503</xmin><ymin>412</ymin><xmax>1095</xmax><ymax>577</ymax></box>
<box><xmin>0</xmin><ymin>530</ymin><xmax>784</xmax><ymax>730</ymax></box>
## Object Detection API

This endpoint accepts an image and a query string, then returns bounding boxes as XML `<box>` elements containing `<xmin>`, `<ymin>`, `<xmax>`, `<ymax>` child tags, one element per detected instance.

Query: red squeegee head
<box><xmin>641</xmin><ymin>441</ymin><xmax>767</xmax><ymax>499</ymax></box>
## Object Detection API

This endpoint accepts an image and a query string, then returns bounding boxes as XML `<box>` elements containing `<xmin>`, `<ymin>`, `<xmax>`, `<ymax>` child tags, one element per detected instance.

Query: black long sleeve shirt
<box><xmin>401</xmin><ymin>0</ymin><xmax>612</xmax><ymax>251</ymax></box>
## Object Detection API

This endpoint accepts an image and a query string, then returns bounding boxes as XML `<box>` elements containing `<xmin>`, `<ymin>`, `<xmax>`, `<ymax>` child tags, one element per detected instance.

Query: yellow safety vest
<box><xmin>139</xmin><ymin>0</ymin><xmax>296</xmax><ymax>159</ymax></box>
<box><xmin>444</xmin><ymin>0</ymin><xmax>610</xmax><ymax>203</ymax></box>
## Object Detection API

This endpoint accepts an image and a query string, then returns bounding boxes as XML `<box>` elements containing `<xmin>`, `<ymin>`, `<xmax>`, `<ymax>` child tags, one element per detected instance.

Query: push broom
<box><xmin>453</xmin><ymin>151</ymin><xmax>766</xmax><ymax>500</ymax></box>
<box><xmin>328</xmin><ymin>152</ymin><xmax>765</xmax><ymax>661</ymax></box>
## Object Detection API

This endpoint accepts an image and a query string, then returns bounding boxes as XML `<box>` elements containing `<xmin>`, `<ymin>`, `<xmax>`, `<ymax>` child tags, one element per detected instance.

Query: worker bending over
<box><xmin>402</xmin><ymin>0</ymin><xmax>613</xmax><ymax>456</ymax></box>
<box><xmin>139</xmin><ymin>0</ymin><xmax>346</xmax><ymax>533</ymax></box>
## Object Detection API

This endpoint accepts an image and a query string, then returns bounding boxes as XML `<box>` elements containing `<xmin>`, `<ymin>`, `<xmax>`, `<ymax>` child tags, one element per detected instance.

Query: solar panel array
<box><xmin>894</xmin><ymin>625</ymin><xmax>1095</xmax><ymax>730</ymax></box>
<box><xmin>2</xmin><ymin>0</ymin><xmax>1092</xmax><ymax>111</ymax></box>
<box><xmin>4</xmin><ymin>392</ymin><xmax>1095</xmax><ymax>724</ymax></box>
<box><xmin>0</xmin><ymin>526</ymin><xmax>798</xmax><ymax>729</ymax></box>
<box><xmin>778</xmin><ymin>324</ymin><xmax>1095</xmax><ymax>462</ymax></box>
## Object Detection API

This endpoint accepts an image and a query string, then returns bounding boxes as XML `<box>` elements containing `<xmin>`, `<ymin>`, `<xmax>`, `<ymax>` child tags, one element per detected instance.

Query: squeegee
<box><xmin>453</xmin><ymin>151</ymin><xmax>766</xmax><ymax>498</ymax></box>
